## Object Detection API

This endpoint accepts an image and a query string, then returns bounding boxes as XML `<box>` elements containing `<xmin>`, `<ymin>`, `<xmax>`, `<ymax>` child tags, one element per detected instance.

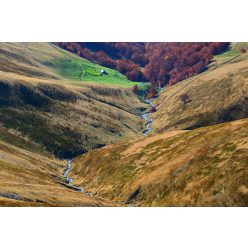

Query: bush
<box><xmin>179</xmin><ymin>93</ymin><xmax>191</xmax><ymax>104</ymax></box>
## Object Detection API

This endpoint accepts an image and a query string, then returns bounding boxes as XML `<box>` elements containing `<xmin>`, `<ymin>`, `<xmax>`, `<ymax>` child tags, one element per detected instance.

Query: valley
<box><xmin>0</xmin><ymin>42</ymin><xmax>248</xmax><ymax>207</ymax></box>
<box><xmin>152</xmin><ymin>43</ymin><xmax>248</xmax><ymax>133</ymax></box>
<box><xmin>0</xmin><ymin>43</ymin><xmax>149</xmax><ymax>158</ymax></box>
<box><xmin>71</xmin><ymin>118</ymin><xmax>248</xmax><ymax>206</ymax></box>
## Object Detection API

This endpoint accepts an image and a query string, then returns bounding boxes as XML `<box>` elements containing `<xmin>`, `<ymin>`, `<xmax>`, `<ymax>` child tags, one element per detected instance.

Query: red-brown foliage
<box><xmin>149</xmin><ymin>106</ymin><xmax>157</xmax><ymax>113</ymax></box>
<box><xmin>240</xmin><ymin>48</ymin><xmax>247</xmax><ymax>53</ymax></box>
<box><xmin>132</xmin><ymin>84</ymin><xmax>139</xmax><ymax>94</ymax></box>
<box><xmin>56</xmin><ymin>42</ymin><xmax>230</xmax><ymax>87</ymax></box>
<box><xmin>144</xmin><ymin>42</ymin><xmax>230</xmax><ymax>86</ymax></box>
<box><xmin>179</xmin><ymin>93</ymin><xmax>191</xmax><ymax>104</ymax></box>
<box><xmin>147</xmin><ymin>84</ymin><xmax>157</xmax><ymax>99</ymax></box>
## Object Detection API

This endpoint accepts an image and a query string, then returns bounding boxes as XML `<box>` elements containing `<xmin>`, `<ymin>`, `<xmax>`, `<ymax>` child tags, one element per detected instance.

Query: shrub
<box><xmin>132</xmin><ymin>85</ymin><xmax>139</xmax><ymax>94</ymax></box>
<box><xmin>179</xmin><ymin>93</ymin><xmax>190</xmax><ymax>104</ymax></box>
<box><xmin>240</xmin><ymin>48</ymin><xmax>247</xmax><ymax>53</ymax></box>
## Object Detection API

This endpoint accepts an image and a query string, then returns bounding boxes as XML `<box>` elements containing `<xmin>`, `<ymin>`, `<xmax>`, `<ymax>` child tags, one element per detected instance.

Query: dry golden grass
<box><xmin>0</xmin><ymin>126</ymin><xmax>119</xmax><ymax>206</ymax></box>
<box><xmin>152</xmin><ymin>44</ymin><xmax>248</xmax><ymax>133</ymax></box>
<box><xmin>0</xmin><ymin>43</ymin><xmax>147</xmax><ymax>158</ymax></box>
<box><xmin>2</xmin><ymin>42</ymin><xmax>247</xmax><ymax>207</ymax></box>
<box><xmin>0</xmin><ymin>43</ymin><xmax>143</xmax><ymax>206</ymax></box>
<box><xmin>71</xmin><ymin>118</ymin><xmax>248</xmax><ymax>206</ymax></box>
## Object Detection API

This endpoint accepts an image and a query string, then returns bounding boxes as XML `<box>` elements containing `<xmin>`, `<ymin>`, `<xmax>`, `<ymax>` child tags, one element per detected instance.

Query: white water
<box><xmin>61</xmin><ymin>88</ymin><xmax>164</xmax><ymax>201</ymax></box>
<box><xmin>63</xmin><ymin>160</ymin><xmax>87</xmax><ymax>194</ymax></box>
<box><xmin>141</xmin><ymin>99</ymin><xmax>155</xmax><ymax>136</ymax></box>
<box><xmin>141</xmin><ymin>86</ymin><xmax>166</xmax><ymax>136</ymax></box>
<box><xmin>63</xmin><ymin>160</ymin><xmax>74</xmax><ymax>184</ymax></box>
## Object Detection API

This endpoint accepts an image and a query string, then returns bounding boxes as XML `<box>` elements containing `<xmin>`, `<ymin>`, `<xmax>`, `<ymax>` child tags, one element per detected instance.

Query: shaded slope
<box><xmin>0</xmin><ymin>126</ymin><xmax>117</xmax><ymax>206</ymax></box>
<box><xmin>71</xmin><ymin>119</ymin><xmax>248</xmax><ymax>206</ymax></box>
<box><xmin>0</xmin><ymin>43</ymin><xmax>147</xmax><ymax>158</ymax></box>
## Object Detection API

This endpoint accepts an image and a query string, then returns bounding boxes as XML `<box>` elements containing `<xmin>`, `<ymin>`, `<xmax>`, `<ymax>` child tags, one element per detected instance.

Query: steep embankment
<box><xmin>0</xmin><ymin>43</ymin><xmax>147</xmax><ymax>158</ymax></box>
<box><xmin>71</xmin><ymin>118</ymin><xmax>248</xmax><ymax>206</ymax></box>
<box><xmin>0</xmin><ymin>125</ymin><xmax>118</xmax><ymax>206</ymax></box>
<box><xmin>151</xmin><ymin>43</ymin><xmax>248</xmax><ymax>132</ymax></box>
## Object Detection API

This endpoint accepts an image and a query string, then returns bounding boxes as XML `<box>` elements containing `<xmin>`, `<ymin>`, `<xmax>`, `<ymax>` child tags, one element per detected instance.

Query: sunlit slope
<box><xmin>152</xmin><ymin>43</ymin><xmax>248</xmax><ymax>133</ymax></box>
<box><xmin>0</xmin><ymin>126</ymin><xmax>117</xmax><ymax>206</ymax></box>
<box><xmin>0</xmin><ymin>42</ymin><xmax>142</xmax><ymax>87</ymax></box>
<box><xmin>71</xmin><ymin>119</ymin><xmax>248</xmax><ymax>206</ymax></box>
<box><xmin>0</xmin><ymin>43</ymin><xmax>147</xmax><ymax>158</ymax></box>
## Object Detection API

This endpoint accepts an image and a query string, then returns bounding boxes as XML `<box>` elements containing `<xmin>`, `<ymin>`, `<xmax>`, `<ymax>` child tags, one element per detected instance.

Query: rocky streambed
<box><xmin>63</xmin><ymin>160</ymin><xmax>93</xmax><ymax>196</ymax></box>
<box><xmin>141</xmin><ymin>98</ymin><xmax>156</xmax><ymax>136</ymax></box>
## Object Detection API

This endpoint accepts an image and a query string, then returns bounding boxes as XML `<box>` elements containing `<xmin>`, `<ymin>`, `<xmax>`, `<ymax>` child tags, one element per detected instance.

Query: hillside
<box><xmin>1</xmin><ymin>42</ymin><xmax>247</xmax><ymax>207</ymax></box>
<box><xmin>0</xmin><ymin>125</ymin><xmax>117</xmax><ymax>206</ymax></box>
<box><xmin>71</xmin><ymin>118</ymin><xmax>248</xmax><ymax>206</ymax></box>
<box><xmin>57</xmin><ymin>42</ymin><xmax>229</xmax><ymax>96</ymax></box>
<box><xmin>151</xmin><ymin>43</ymin><xmax>248</xmax><ymax>132</ymax></box>
<box><xmin>0</xmin><ymin>43</ymin><xmax>148</xmax><ymax>158</ymax></box>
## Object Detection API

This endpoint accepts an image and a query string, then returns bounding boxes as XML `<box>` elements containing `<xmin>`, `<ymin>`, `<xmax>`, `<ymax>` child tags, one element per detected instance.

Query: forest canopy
<box><xmin>57</xmin><ymin>42</ymin><xmax>230</xmax><ymax>97</ymax></box>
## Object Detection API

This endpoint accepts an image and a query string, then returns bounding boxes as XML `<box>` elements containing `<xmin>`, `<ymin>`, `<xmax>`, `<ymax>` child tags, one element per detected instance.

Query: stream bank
<box><xmin>141</xmin><ymin>98</ymin><xmax>156</xmax><ymax>136</ymax></box>
<box><xmin>63</xmin><ymin>160</ymin><xmax>93</xmax><ymax>196</ymax></box>
<box><xmin>61</xmin><ymin>87</ymin><xmax>164</xmax><ymax>201</ymax></box>
<box><xmin>140</xmin><ymin>86</ymin><xmax>165</xmax><ymax>136</ymax></box>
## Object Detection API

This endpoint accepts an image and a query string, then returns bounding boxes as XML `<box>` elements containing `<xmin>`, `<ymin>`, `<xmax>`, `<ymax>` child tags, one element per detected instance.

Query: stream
<box><xmin>61</xmin><ymin>89</ymin><xmax>162</xmax><ymax>200</ymax></box>
<box><xmin>61</xmin><ymin>98</ymin><xmax>155</xmax><ymax>200</ymax></box>
<box><xmin>141</xmin><ymin>98</ymin><xmax>155</xmax><ymax>136</ymax></box>
<box><xmin>63</xmin><ymin>160</ymin><xmax>93</xmax><ymax>196</ymax></box>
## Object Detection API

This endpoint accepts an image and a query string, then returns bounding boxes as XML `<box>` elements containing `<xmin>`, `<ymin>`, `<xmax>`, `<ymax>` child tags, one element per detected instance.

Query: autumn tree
<box><xmin>56</xmin><ymin>42</ymin><xmax>230</xmax><ymax>88</ymax></box>
<box><xmin>132</xmin><ymin>84</ymin><xmax>139</xmax><ymax>94</ymax></box>
<box><xmin>240</xmin><ymin>48</ymin><xmax>247</xmax><ymax>53</ymax></box>
<box><xmin>179</xmin><ymin>93</ymin><xmax>190</xmax><ymax>104</ymax></box>
<box><xmin>147</xmin><ymin>84</ymin><xmax>157</xmax><ymax>99</ymax></box>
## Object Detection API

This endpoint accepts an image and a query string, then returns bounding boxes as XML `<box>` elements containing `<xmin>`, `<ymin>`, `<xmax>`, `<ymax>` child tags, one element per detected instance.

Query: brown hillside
<box><xmin>71</xmin><ymin>119</ymin><xmax>248</xmax><ymax>206</ymax></box>
<box><xmin>0</xmin><ymin>126</ymin><xmax>117</xmax><ymax>206</ymax></box>
<box><xmin>152</xmin><ymin>45</ymin><xmax>248</xmax><ymax>132</ymax></box>
<box><xmin>0</xmin><ymin>43</ymin><xmax>147</xmax><ymax>158</ymax></box>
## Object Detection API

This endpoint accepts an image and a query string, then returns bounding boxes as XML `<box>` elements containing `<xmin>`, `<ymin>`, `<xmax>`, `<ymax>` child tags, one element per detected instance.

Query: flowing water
<box><xmin>141</xmin><ymin>98</ymin><xmax>155</xmax><ymax>136</ymax></box>
<box><xmin>62</xmin><ymin>88</ymin><xmax>163</xmax><ymax>201</ymax></box>
<box><xmin>63</xmin><ymin>160</ymin><xmax>85</xmax><ymax>193</ymax></box>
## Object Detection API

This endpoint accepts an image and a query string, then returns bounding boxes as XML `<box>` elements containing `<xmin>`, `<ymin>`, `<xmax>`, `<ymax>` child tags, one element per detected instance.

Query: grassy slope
<box><xmin>0</xmin><ymin>125</ymin><xmax>117</xmax><ymax>206</ymax></box>
<box><xmin>53</xmin><ymin>48</ymin><xmax>139</xmax><ymax>87</ymax></box>
<box><xmin>0</xmin><ymin>42</ymin><xmax>145</xmax><ymax>87</ymax></box>
<box><xmin>71</xmin><ymin>118</ymin><xmax>248</xmax><ymax>206</ymax></box>
<box><xmin>0</xmin><ymin>43</ymin><xmax>148</xmax><ymax>158</ymax></box>
<box><xmin>214</xmin><ymin>42</ymin><xmax>248</xmax><ymax>64</ymax></box>
<box><xmin>151</xmin><ymin>42</ymin><xmax>248</xmax><ymax>133</ymax></box>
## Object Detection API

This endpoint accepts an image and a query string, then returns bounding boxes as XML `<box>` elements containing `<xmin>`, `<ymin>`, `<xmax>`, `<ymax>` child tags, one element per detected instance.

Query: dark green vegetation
<box><xmin>0</xmin><ymin>42</ymin><xmax>247</xmax><ymax>207</ymax></box>
<box><xmin>0</xmin><ymin>81</ymin><xmax>147</xmax><ymax>158</ymax></box>
<box><xmin>0</xmin><ymin>125</ymin><xmax>118</xmax><ymax>206</ymax></box>
<box><xmin>0</xmin><ymin>43</ymin><xmax>147</xmax><ymax>158</ymax></box>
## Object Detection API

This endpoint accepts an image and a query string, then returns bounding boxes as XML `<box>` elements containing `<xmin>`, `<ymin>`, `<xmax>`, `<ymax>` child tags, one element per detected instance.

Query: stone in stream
<box><xmin>141</xmin><ymin>111</ymin><xmax>154</xmax><ymax>136</ymax></box>
<box><xmin>141</xmin><ymin>95</ymin><xmax>158</xmax><ymax>136</ymax></box>
<box><xmin>63</xmin><ymin>160</ymin><xmax>93</xmax><ymax>196</ymax></box>
<box><xmin>66</xmin><ymin>177</ymin><xmax>74</xmax><ymax>184</ymax></box>
<box><xmin>78</xmin><ymin>187</ymin><xmax>85</xmax><ymax>193</ymax></box>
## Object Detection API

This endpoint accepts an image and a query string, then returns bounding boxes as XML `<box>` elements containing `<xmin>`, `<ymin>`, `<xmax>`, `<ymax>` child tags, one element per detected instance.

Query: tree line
<box><xmin>56</xmin><ymin>42</ymin><xmax>230</xmax><ymax>97</ymax></box>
